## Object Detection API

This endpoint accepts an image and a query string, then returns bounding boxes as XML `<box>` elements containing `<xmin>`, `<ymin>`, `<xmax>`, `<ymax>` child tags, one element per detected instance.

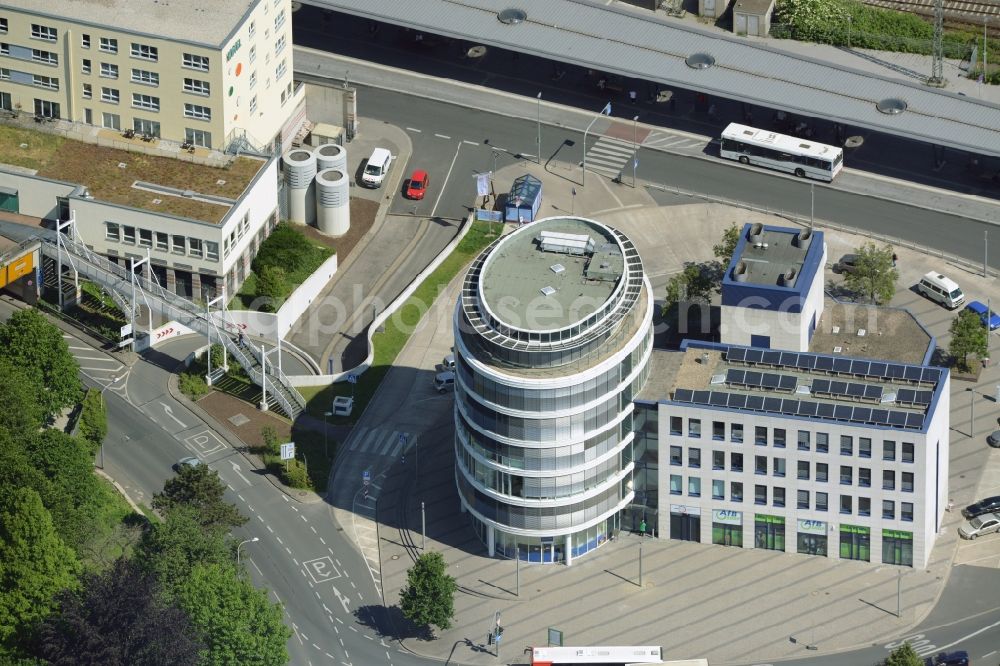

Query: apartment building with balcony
<box><xmin>0</xmin><ymin>0</ymin><xmax>301</xmax><ymax>152</ymax></box>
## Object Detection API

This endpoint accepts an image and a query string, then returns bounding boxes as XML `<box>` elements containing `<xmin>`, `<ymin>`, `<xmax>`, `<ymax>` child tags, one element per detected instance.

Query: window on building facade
<box><xmin>100</xmin><ymin>37</ymin><xmax>117</xmax><ymax>54</ymax></box>
<box><xmin>798</xmin><ymin>430</ymin><xmax>810</xmax><ymax>451</ymax></box>
<box><xmin>816</xmin><ymin>432</ymin><xmax>829</xmax><ymax>453</ymax></box>
<box><xmin>130</xmin><ymin>42</ymin><xmax>158</xmax><ymax>61</ymax></box>
<box><xmin>731</xmin><ymin>423</ymin><xmax>743</xmax><ymax>443</ymax></box>
<box><xmin>883</xmin><ymin>470</ymin><xmax>895</xmax><ymax>490</ymax></box>
<box><xmin>712</xmin><ymin>421</ymin><xmax>724</xmax><ymax>441</ymax></box>
<box><xmin>774</xmin><ymin>428</ymin><xmax>786</xmax><ymax>448</ymax></box>
<box><xmin>840</xmin><ymin>435</ymin><xmax>853</xmax><ymax>456</ymax></box>
<box><xmin>688</xmin><ymin>477</ymin><xmax>700</xmax><ymax>497</ymax></box>
<box><xmin>883</xmin><ymin>500</ymin><xmax>895</xmax><ymax>519</ymax></box>
<box><xmin>100</xmin><ymin>62</ymin><xmax>118</xmax><ymax>78</ymax></box>
<box><xmin>731</xmin><ymin>452</ymin><xmax>743</xmax><ymax>472</ymax></box>
<box><xmin>188</xmin><ymin>238</ymin><xmax>203</xmax><ymax>258</ymax></box>
<box><xmin>132</xmin><ymin>118</ymin><xmax>160</xmax><ymax>137</ymax></box>
<box><xmin>101</xmin><ymin>112</ymin><xmax>120</xmax><ymax>130</ymax></box>
<box><xmin>101</xmin><ymin>87</ymin><xmax>119</xmax><ymax>103</ymax></box>
<box><xmin>688</xmin><ymin>448</ymin><xmax>700</xmax><ymax>468</ymax></box>
<box><xmin>249</xmin><ymin>20</ymin><xmax>256</xmax><ymax>37</ymax></box>
<box><xmin>131</xmin><ymin>68</ymin><xmax>158</xmax><ymax>86</ymax></box>
<box><xmin>902</xmin><ymin>442</ymin><xmax>914</xmax><ymax>463</ymax></box>
<box><xmin>275</xmin><ymin>34</ymin><xmax>286</xmax><ymax>54</ymax></box>
<box><xmin>172</xmin><ymin>235</ymin><xmax>185</xmax><ymax>254</ymax></box>
<box><xmin>755</xmin><ymin>484</ymin><xmax>767</xmax><ymax>505</ymax></box>
<box><xmin>250</xmin><ymin>71</ymin><xmax>257</xmax><ymax>90</ymax></box>
<box><xmin>859</xmin><ymin>437</ymin><xmax>871</xmax><ymax>458</ymax></box>
<box><xmin>669</xmin><ymin>416</ymin><xmax>682</xmax><ymax>436</ymax></box>
<box><xmin>883</xmin><ymin>440</ymin><xmax>896</xmax><ymax>461</ymax></box>
<box><xmin>840</xmin><ymin>495</ymin><xmax>852</xmax><ymax>514</ymax></box>
<box><xmin>105</xmin><ymin>222</ymin><xmax>119</xmax><ymax>241</ymax></box>
<box><xmin>689</xmin><ymin>419</ymin><xmax>701</xmax><ymax>438</ymax></box>
<box><xmin>82</xmin><ymin>58</ymin><xmax>91</xmax><ymax>74</ymax></box>
<box><xmin>859</xmin><ymin>496</ymin><xmax>871</xmax><ymax>516</ymax></box>
<box><xmin>840</xmin><ymin>465</ymin><xmax>853</xmax><ymax>485</ymax></box>
<box><xmin>132</xmin><ymin>93</ymin><xmax>159</xmax><ymax>111</ymax></box>
<box><xmin>0</xmin><ymin>18</ymin><xmax>7</xmax><ymax>33</ymax></box>
<box><xmin>249</xmin><ymin>45</ymin><xmax>257</xmax><ymax>63</ymax></box>
<box><xmin>773</xmin><ymin>487</ymin><xmax>785</xmax><ymax>507</ymax></box>
<box><xmin>797</xmin><ymin>460</ymin><xmax>810</xmax><ymax>480</ymax></box>
<box><xmin>901</xmin><ymin>502</ymin><xmax>913</xmax><ymax>521</ymax></box>
<box><xmin>859</xmin><ymin>467</ymin><xmax>871</xmax><ymax>487</ymax></box>
<box><xmin>755</xmin><ymin>455</ymin><xmax>766</xmax><ymax>475</ymax></box>
<box><xmin>670</xmin><ymin>474</ymin><xmax>682</xmax><ymax>495</ymax></box>
<box><xmin>32</xmin><ymin>49</ymin><xmax>58</xmax><ymax>65</ymax></box>
<box><xmin>155</xmin><ymin>232</ymin><xmax>168</xmax><ymax>251</ymax></box>
<box><xmin>731</xmin><ymin>482</ymin><xmax>743</xmax><ymax>503</ymax></box>
<box><xmin>816</xmin><ymin>492</ymin><xmax>828</xmax><ymax>512</ymax></box>
<box><xmin>82</xmin><ymin>83</ymin><xmax>92</xmax><ymax>98</ymax></box>
<box><xmin>0</xmin><ymin>68</ymin><xmax>8</xmax><ymax>81</ymax></box>
<box><xmin>669</xmin><ymin>446</ymin><xmax>681</xmax><ymax>466</ymax></box>
<box><xmin>183</xmin><ymin>52</ymin><xmax>209</xmax><ymax>71</ymax></box>
<box><xmin>274</xmin><ymin>9</ymin><xmax>286</xmax><ymax>30</ymax></box>
<box><xmin>901</xmin><ymin>472</ymin><xmax>914</xmax><ymax>493</ymax></box>
<box><xmin>122</xmin><ymin>226</ymin><xmax>135</xmax><ymax>244</ymax></box>
<box><xmin>206</xmin><ymin>241</ymin><xmax>219</xmax><ymax>260</ymax></box>
<box><xmin>185</xmin><ymin>128</ymin><xmax>211</xmax><ymax>149</ymax></box>
<box><xmin>797</xmin><ymin>489</ymin><xmax>809</xmax><ymax>509</ymax></box>
<box><xmin>31</xmin><ymin>24</ymin><xmax>57</xmax><ymax>41</ymax></box>
<box><xmin>773</xmin><ymin>458</ymin><xmax>785</xmax><ymax>477</ymax></box>
<box><xmin>712</xmin><ymin>450</ymin><xmax>724</xmax><ymax>470</ymax></box>
<box><xmin>183</xmin><ymin>78</ymin><xmax>210</xmax><ymax>95</ymax></box>
<box><xmin>138</xmin><ymin>228</ymin><xmax>152</xmax><ymax>247</ymax></box>
<box><xmin>184</xmin><ymin>103</ymin><xmax>211</xmax><ymax>120</ymax></box>
<box><xmin>755</xmin><ymin>426</ymin><xmax>767</xmax><ymax>446</ymax></box>
<box><xmin>712</xmin><ymin>479</ymin><xmax>724</xmax><ymax>500</ymax></box>
<box><xmin>32</xmin><ymin>74</ymin><xmax>58</xmax><ymax>90</ymax></box>
<box><xmin>816</xmin><ymin>462</ymin><xmax>828</xmax><ymax>482</ymax></box>
<box><xmin>0</xmin><ymin>43</ymin><xmax>8</xmax><ymax>56</ymax></box>
<box><xmin>81</xmin><ymin>33</ymin><xmax>90</xmax><ymax>48</ymax></box>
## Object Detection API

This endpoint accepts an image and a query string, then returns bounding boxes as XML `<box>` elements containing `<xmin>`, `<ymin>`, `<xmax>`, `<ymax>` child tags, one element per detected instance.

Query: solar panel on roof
<box><xmin>781</xmin><ymin>399</ymin><xmax>799</xmax><ymax>414</ymax></box>
<box><xmin>726</xmin><ymin>347</ymin><xmax>747</xmax><ymax>363</ymax></box>
<box><xmin>869</xmin><ymin>362</ymin><xmax>888</xmax><ymax>376</ymax></box>
<box><xmin>779</xmin><ymin>375</ymin><xmax>797</xmax><ymax>391</ymax></box>
<box><xmin>833</xmin><ymin>358</ymin><xmax>853</xmax><ymax>373</ymax></box>
<box><xmin>871</xmin><ymin>408</ymin><xmax>890</xmax><ymax>424</ymax></box>
<box><xmin>897</xmin><ymin>388</ymin><xmax>915</xmax><ymax>403</ymax></box>
<box><xmin>728</xmin><ymin>394</ymin><xmax>748</xmax><ymax>409</ymax></box>
<box><xmin>851</xmin><ymin>360</ymin><xmax>871</xmax><ymax>376</ymax></box>
<box><xmin>887</xmin><ymin>364</ymin><xmax>906</xmax><ymax>379</ymax></box>
<box><xmin>830</xmin><ymin>380</ymin><xmax>848</xmax><ymax>395</ymax></box>
<box><xmin>921</xmin><ymin>367</ymin><xmax>941</xmax><ymax>383</ymax></box>
<box><xmin>762</xmin><ymin>350</ymin><xmax>782</xmax><ymax>366</ymax></box>
<box><xmin>812</xmin><ymin>379</ymin><xmax>831</xmax><ymax>394</ymax></box>
<box><xmin>864</xmin><ymin>385</ymin><xmax>883</xmax><ymax>401</ymax></box>
<box><xmin>846</xmin><ymin>383</ymin><xmax>865</xmax><ymax>398</ymax></box>
<box><xmin>746</xmin><ymin>395</ymin><xmax>765</xmax><ymax>411</ymax></box>
<box><xmin>906</xmin><ymin>413</ymin><xmax>925</xmax><ymax>429</ymax></box>
<box><xmin>888</xmin><ymin>411</ymin><xmax>907</xmax><ymax>426</ymax></box>
<box><xmin>674</xmin><ymin>388</ymin><xmax>694</xmax><ymax>402</ymax></box>
<box><xmin>746</xmin><ymin>349</ymin><xmax>764</xmax><ymax>364</ymax></box>
<box><xmin>904</xmin><ymin>366</ymin><xmax>923</xmax><ymax>381</ymax></box>
<box><xmin>692</xmin><ymin>390</ymin><xmax>711</xmax><ymax>404</ymax></box>
<box><xmin>815</xmin><ymin>356</ymin><xmax>834</xmax><ymax>371</ymax></box>
<box><xmin>745</xmin><ymin>371</ymin><xmax>763</xmax><ymax>387</ymax></box>
<box><xmin>762</xmin><ymin>373</ymin><xmax>781</xmax><ymax>389</ymax></box>
<box><xmin>798</xmin><ymin>401</ymin><xmax>818</xmax><ymax>417</ymax></box>
<box><xmin>796</xmin><ymin>354</ymin><xmax>817</xmax><ymax>371</ymax></box>
<box><xmin>780</xmin><ymin>352</ymin><xmax>798</xmax><ymax>366</ymax></box>
<box><xmin>834</xmin><ymin>405</ymin><xmax>854</xmax><ymax>420</ymax></box>
<box><xmin>710</xmin><ymin>391</ymin><xmax>728</xmax><ymax>406</ymax></box>
<box><xmin>816</xmin><ymin>403</ymin><xmax>835</xmax><ymax>418</ymax></box>
<box><xmin>915</xmin><ymin>390</ymin><xmax>933</xmax><ymax>405</ymax></box>
<box><xmin>726</xmin><ymin>368</ymin><xmax>745</xmax><ymax>384</ymax></box>
<box><xmin>764</xmin><ymin>397</ymin><xmax>783</xmax><ymax>412</ymax></box>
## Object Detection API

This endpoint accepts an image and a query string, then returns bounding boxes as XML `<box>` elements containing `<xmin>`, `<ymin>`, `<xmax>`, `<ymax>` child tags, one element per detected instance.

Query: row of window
<box><xmin>87</xmin><ymin>86</ymin><xmax>211</xmax><ymax>120</ymax></box>
<box><xmin>671</xmin><ymin>476</ymin><xmax>915</xmax><ymax>520</ymax></box>
<box><xmin>105</xmin><ymin>223</ymin><xmax>219</xmax><ymax>261</ymax></box>
<box><xmin>0</xmin><ymin>68</ymin><xmax>59</xmax><ymax>91</ymax></box>
<box><xmin>0</xmin><ymin>43</ymin><xmax>58</xmax><ymax>65</ymax></box>
<box><xmin>97</xmin><ymin>111</ymin><xmax>212</xmax><ymax>148</ymax></box>
<box><xmin>668</xmin><ymin>417</ymin><xmax>916</xmax><ymax>462</ymax></box>
<box><xmin>79</xmin><ymin>60</ymin><xmax>210</xmax><ymax>95</ymax></box>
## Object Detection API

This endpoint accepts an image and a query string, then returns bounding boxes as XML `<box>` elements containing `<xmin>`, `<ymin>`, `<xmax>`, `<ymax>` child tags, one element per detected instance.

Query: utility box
<box><xmin>733</xmin><ymin>0</ymin><xmax>775</xmax><ymax>36</ymax></box>
<box><xmin>309</xmin><ymin>122</ymin><xmax>345</xmax><ymax>147</ymax></box>
<box><xmin>699</xmin><ymin>0</ymin><xmax>731</xmax><ymax>19</ymax></box>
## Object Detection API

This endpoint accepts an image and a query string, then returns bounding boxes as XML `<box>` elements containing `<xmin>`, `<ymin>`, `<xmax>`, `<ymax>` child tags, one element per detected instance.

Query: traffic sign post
<box><xmin>280</xmin><ymin>442</ymin><xmax>295</xmax><ymax>473</ymax></box>
<box><xmin>347</xmin><ymin>373</ymin><xmax>358</xmax><ymax>398</ymax></box>
<box><xmin>362</xmin><ymin>469</ymin><xmax>370</xmax><ymax>486</ymax></box>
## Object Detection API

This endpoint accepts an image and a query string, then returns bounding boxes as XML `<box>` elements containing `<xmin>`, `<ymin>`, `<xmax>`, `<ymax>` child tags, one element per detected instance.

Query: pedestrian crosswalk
<box><xmin>642</xmin><ymin>132</ymin><xmax>707</xmax><ymax>152</ymax></box>
<box><xmin>346</xmin><ymin>426</ymin><xmax>418</xmax><ymax>458</ymax></box>
<box><xmin>585</xmin><ymin>135</ymin><xmax>636</xmax><ymax>179</ymax></box>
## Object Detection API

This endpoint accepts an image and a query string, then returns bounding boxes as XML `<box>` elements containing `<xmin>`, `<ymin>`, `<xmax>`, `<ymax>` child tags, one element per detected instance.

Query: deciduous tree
<box><xmin>949</xmin><ymin>308</ymin><xmax>988</xmax><ymax>372</ymax></box>
<box><xmin>136</xmin><ymin>505</ymin><xmax>232</xmax><ymax>592</ymax></box>
<box><xmin>399</xmin><ymin>551</ymin><xmax>457</xmax><ymax>634</ymax></box>
<box><xmin>843</xmin><ymin>242</ymin><xmax>898</xmax><ymax>304</ymax></box>
<box><xmin>713</xmin><ymin>223</ymin><xmax>741</xmax><ymax>266</ymax></box>
<box><xmin>0</xmin><ymin>308</ymin><xmax>81</xmax><ymax>419</ymax></box>
<box><xmin>152</xmin><ymin>463</ymin><xmax>247</xmax><ymax>531</ymax></box>
<box><xmin>884</xmin><ymin>641</ymin><xmax>922</xmax><ymax>666</ymax></box>
<box><xmin>255</xmin><ymin>265</ymin><xmax>286</xmax><ymax>313</ymax></box>
<box><xmin>77</xmin><ymin>388</ymin><xmax>108</xmax><ymax>455</ymax></box>
<box><xmin>34</xmin><ymin>558</ymin><xmax>202</xmax><ymax>666</ymax></box>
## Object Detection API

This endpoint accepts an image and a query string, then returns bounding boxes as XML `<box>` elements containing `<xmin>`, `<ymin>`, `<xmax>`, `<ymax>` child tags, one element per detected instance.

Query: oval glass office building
<box><xmin>453</xmin><ymin>217</ymin><xmax>654</xmax><ymax>565</ymax></box>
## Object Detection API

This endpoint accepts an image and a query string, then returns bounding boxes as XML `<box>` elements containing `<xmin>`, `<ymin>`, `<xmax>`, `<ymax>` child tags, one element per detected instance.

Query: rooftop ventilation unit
<box><xmin>857</xmin><ymin>328</ymin><xmax>866</xmax><ymax>336</ymax></box>
<box><xmin>833</xmin><ymin>346</ymin><xmax>843</xmax><ymax>353</ymax></box>
<box><xmin>550</xmin><ymin>263</ymin><xmax>565</xmax><ymax>274</ymax></box>
<box><xmin>711</xmin><ymin>374</ymin><xmax>726</xmax><ymax>384</ymax></box>
<box><xmin>540</xmin><ymin>286</ymin><xmax>556</xmax><ymax>296</ymax></box>
<box><xmin>778</xmin><ymin>267</ymin><xmax>796</xmax><ymax>286</ymax></box>
<box><xmin>793</xmin><ymin>228</ymin><xmax>813</xmax><ymax>249</ymax></box>
<box><xmin>733</xmin><ymin>261</ymin><xmax>748</xmax><ymax>282</ymax></box>
<box><xmin>796</xmin><ymin>385</ymin><xmax>811</xmax><ymax>395</ymax></box>
<box><xmin>538</xmin><ymin>231</ymin><xmax>594</xmax><ymax>255</ymax></box>
<box><xmin>881</xmin><ymin>392</ymin><xmax>897</xmax><ymax>404</ymax></box>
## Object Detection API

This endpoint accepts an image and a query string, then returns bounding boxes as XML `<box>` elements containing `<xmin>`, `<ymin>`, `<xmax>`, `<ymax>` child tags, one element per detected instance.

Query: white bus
<box><xmin>720</xmin><ymin>122</ymin><xmax>844</xmax><ymax>182</ymax></box>
<box><xmin>530</xmin><ymin>646</ymin><xmax>706</xmax><ymax>666</ymax></box>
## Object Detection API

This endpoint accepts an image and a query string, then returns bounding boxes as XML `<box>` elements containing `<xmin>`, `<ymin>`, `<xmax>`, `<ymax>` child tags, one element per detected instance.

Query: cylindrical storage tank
<box><xmin>283</xmin><ymin>148</ymin><xmax>317</xmax><ymax>225</ymax></box>
<box><xmin>314</xmin><ymin>143</ymin><xmax>347</xmax><ymax>172</ymax></box>
<box><xmin>315</xmin><ymin>168</ymin><xmax>350</xmax><ymax>236</ymax></box>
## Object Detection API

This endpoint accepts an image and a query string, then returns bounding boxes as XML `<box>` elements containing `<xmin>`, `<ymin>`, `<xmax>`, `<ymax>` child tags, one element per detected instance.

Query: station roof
<box><xmin>317</xmin><ymin>0</ymin><xmax>1000</xmax><ymax>157</ymax></box>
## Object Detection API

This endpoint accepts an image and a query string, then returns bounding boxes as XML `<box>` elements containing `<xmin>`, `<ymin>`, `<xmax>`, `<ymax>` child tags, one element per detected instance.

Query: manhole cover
<box><xmin>876</xmin><ymin>97</ymin><xmax>907</xmax><ymax>114</ymax></box>
<box><xmin>497</xmin><ymin>8</ymin><xmax>527</xmax><ymax>24</ymax></box>
<box><xmin>228</xmin><ymin>413</ymin><xmax>251</xmax><ymax>427</ymax></box>
<box><xmin>685</xmin><ymin>53</ymin><xmax>715</xmax><ymax>69</ymax></box>
<box><xmin>391</xmin><ymin>554</ymin><xmax>400</xmax><ymax>560</ymax></box>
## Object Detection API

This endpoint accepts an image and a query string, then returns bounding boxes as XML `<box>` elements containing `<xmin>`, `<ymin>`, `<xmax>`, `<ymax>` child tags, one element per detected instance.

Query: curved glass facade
<box><xmin>453</xmin><ymin>217</ymin><xmax>653</xmax><ymax>565</ymax></box>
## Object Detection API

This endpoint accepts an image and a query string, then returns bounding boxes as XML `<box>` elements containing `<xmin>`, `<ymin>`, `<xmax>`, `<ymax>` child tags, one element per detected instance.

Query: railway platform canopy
<box><xmin>312</xmin><ymin>0</ymin><xmax>1000</xmax><ymax>157</ymax></box>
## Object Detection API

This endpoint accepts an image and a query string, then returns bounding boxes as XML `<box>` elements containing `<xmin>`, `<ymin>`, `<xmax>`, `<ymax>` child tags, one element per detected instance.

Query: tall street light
<box><xmin>237</xmin><ymin>536</ymin><xmax>259</xmax><ymax>566</ymax></box>
<box><xmin>323</xmin><ymin>411</ymin><xmax>333</xmax><ymax>459</ymax></box>
<box><xmin>98</xmin><ymin>375</ymin><xmax>122</xmax><ymax>469</ymax></box>
<box><xmin>632</xmin><ymin>115</ymin><xmax>639</xmax><ymax>188</ymax></box>
<box><xmin>536</xmin><ymin>92</ymin><xmax>542</xmax><ymax>164</ymax></box>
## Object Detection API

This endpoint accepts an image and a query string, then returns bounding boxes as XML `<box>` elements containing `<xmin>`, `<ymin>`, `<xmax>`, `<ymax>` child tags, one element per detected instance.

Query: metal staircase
<box><xmin>43</xmin><ymin>234</ymin><xmax>305</xmax><ymax>419</ymax></box>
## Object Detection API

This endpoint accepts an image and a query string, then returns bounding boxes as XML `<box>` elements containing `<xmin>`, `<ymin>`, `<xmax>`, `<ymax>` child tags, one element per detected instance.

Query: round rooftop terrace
<box><xmin>461</xmin><ymin>217</ymin><xmax>644</xmax><ymax>351</ymax></box>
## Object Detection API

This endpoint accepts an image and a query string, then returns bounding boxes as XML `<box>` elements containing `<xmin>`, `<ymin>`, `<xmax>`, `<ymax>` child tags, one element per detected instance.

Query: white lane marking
<box><xmin>230</xmin><ymin>461</ymin><xmax>252</xmax><ymax>486</ymax></box>
<box><xmin>320</xmin><ymin>537</ymin><xmax>326</xmax><ymax>545</ymax></box>
<box><xmin>462</xmin><ymin>139</ymin><xmax>478</xmax><ymax>146</ymax></box>
<box><xmin>291</xmin><ymin>621</ymin><xmax>304</xmax><ymax>645</ymax></box>
<box><xmin>238</xmin><ymin>494</ymin><xmax>245</xmax><ymax>502</ymax></box>
<box><xmin>331</xmin><ymin>584</ymin><xmax>351</xmax><ymax>613</ymax></box>
<box><xmin>310</xmin><ymin>525</ymin><xmax>317</xmax><ymax>534</ymax></box>
<box><xmin>285</xmin><ymin>547</ymin><xmax>292</xmax><ymax>555</ymax></box>
<box><xmin>267</xmin><ymin>525</ymin><xmax>274</xmax><ymax>533</ymax></box>
<box><xmin>434</xmin><ymin>133</ymin><xmax>451</xmax><ymax>139</ymax></box>
<box><xmin>983</xmin><ymin>651</ymin><xmax>997</xmax><ymax>658</ymax></box>
<box><xmin>281</xmin><ymin>495</ymin><xmax>289</xmax><ymax>502</ymax></box>
<box><xmin>256</xmin><ymin>515</ymin><xmax>264</xmax><ymax>523</ymax></box>
<box><xmin>250</xmin><ymin>558</ymin><xmax>264</xmax><ymax>576</ymax></box>
<box><xmin>301</xmin><ymin>515</ymin><xmax>308</xmax><ymax>523</ymax></box>
<box><xmin>432</xmin><ymin>141</ymin><xmax>463</xmax><ymax>219</ymax></box>
<box><xmin>291</xmin><ymin>505</ymin><xmax>299</xmax><ymax>512</ymax></box>
<box><xmin>405</xmin><ymin>127</ymin><xmax>421</xmax><ymax>133</ymax></box>
<box><xmin>276</xmin><ymin>536</ymin><xmax>284</xmax><ymax>544</ymax></box>
<box><xmin>159</xmin><ymin>402</ymin><xmax>188</xmax><ymax>427</ymax></box>
<box><xmin>293</xmin><ymin>558</ymin><xmax>299</xmax><ymax>567</ymax></box>
<box><xmin>227</xmin><ymin>484</ymin><xmax>235</xmax><ymax>492</ymax></box>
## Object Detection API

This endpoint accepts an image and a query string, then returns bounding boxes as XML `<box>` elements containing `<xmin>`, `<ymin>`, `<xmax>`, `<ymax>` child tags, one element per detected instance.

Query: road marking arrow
<box><xmin>159</xmin><ymin>402</ymin><xmax>188</xmax><ymax>428</ymax></box>
<box><xmin>331</xmin><ymin>584</ymin><xmax>350</xmax><ymax>614</ymax></box>
<box><xmin>231</xmin><ymin>461</ymin><xmax>251</xmax><ymax>486</ymax></box>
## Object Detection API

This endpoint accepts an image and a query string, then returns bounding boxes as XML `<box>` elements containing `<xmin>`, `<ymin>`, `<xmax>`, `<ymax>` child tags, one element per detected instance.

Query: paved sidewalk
<box><xmin>363</xmin><ymin>156</ymin><xmax>1000</xmax><ymax>665</ymax></box>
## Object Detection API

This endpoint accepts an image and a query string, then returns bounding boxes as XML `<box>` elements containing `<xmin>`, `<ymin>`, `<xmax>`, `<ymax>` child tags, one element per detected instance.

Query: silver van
<box><xmin>917</xmin><ymin>271</ymin><xmax>964</xmax><ymax>309</ymax></box>
<box><xmin>433</xmin><ymin>371</ymin><xmax>455</xmax><ymax>393</ymax></box>
<box><xmin>442</xmin><ymin>353</ymin><xmax>455</xmax><ymax>371</ymax></box>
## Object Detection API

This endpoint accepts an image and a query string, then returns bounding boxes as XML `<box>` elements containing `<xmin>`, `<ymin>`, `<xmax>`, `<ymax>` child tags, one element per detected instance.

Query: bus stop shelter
<box><xmin>504</xmin><ymin>174</ymin><xmax>542</xmax><ymax>223</ymax></box>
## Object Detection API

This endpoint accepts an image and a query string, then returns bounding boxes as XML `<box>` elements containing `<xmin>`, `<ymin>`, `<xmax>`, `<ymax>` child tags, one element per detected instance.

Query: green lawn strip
<box><xmin>301</xmin><ymin>222</ymin><xmax>499</xmax><ymax>424</ymax></box>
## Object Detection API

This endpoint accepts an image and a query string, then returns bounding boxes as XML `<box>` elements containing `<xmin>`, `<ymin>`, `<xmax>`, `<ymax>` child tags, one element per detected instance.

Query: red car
<box><xmin>405</xmin><ymin>169</ymin><xmax>429</xmax><ymax>200</ymax></box>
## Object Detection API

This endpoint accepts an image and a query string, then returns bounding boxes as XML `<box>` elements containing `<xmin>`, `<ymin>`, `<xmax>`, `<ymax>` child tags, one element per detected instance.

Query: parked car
<box><xmin>926</xmin><ymin>651</ymin><xmax>970</xmax><ymax>666</ymax></box>
<box><xmin>959</xmin><ymin>512</ymin><xmax>1000</xmax><ymax>539</ymax></box>
<box><xmin>964</xmin><ymin>300</ymin><xmax>1000</xmax><ymax>330</ymax></box>
<box><xmin>988</xmin><ymin>430</ymin><xmax>1000</xmax><ymax>448</ymax></box>
<box><xmin>832</xmin><ymin>254</ymin><xmax>858</xmax><ymax>275</ymax></box>
<box><xmin>962</xmin><ymin>495</ymin><xmax>1000</xmax><ymax>519</ymax></box>
<box><xmin>173</xmin><ymin>456</ymin><xmax>202</xmax><ymax>471</ymax></box>
<box><xmin>405</xmin><ymin>169</ymin><xmax>429</xmax><ymax>200</ymax></box>
<box><xmin>433</xmin><ymin>371</ymin><xmax>455</xmax><ymax>393</ymax></box>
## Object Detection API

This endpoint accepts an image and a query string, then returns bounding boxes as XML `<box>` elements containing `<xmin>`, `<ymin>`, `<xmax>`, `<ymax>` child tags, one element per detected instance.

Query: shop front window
<box><xmin>840</xmin><ymin>524</ymin><xmax>870</xmax><ymax>561</ymax></box>
<box><xmin>797</xmin><ymin>519</ymin><xmax>828</xmax><ymax>556</ymax></box>
<box><xmin>712</xmin><ymin>510</ymin><xmax>742</xmax><ymax>547</ymax></box>
<box><xmin>882</xmin><ymin>529</ymin><xmax>913</xmax><ymax>567</ymax></box>
<box><xmin>754</xmin><ymin>514</ymin><xmax>785</xmax><ymax>551</ymax></box>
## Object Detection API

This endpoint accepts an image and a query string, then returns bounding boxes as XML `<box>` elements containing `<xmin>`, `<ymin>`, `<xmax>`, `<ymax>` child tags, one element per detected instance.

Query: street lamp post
<box><xmin>582</xmin><ymin>102</ymin><xmax>612</xmax><ymax>187</ymax></box>
<box><xmin>323</xmin><ymin>411</ymin><xmax>333</xmax><ymax>459</ymax></box>
<box><xmin>98</xmin><ymin>375</ymin><xmax>123</xmax><ymax>469</ymax></box>
<box><xmin>632</xmin><ymin>115</ymin><xmax>639</xmax><ymax>188</ymax></box>
<box><xmin>237</xmin><ymin>536</ymin><xmax>259</xmax><ymax>566</ymax></box>
<box><xmin>536</xmin><ymin>92</ymin><xmax>542</xmax><ymax>164</ymax></box>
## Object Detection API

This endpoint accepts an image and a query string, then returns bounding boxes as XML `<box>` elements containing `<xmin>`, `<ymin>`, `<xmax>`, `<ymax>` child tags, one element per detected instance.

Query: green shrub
<box><xmin>178</xmin><ymin>372</ymin><xmax>210</xmax><ymax>400</ymax></box>
<box><xmin>281</xmin><ymin>459</ymin><xmax>312</xmax><ymax>489</ymax></box>
<box><xmin>260</xmin><ymin>425</ymin><xmax>279</xmax><ymax>457</ymax></box>
<box><xmin>252</xmin><ymin>223</ymin><xmax>318</xmax><ymax>275</ymax></box>
<box><xmin>255</xmin><ymin>265</ymin><xmax>286</xmax><ymax>313</ymax></box>
<box><xmin>77</xmin><ymin>388</ymin><xmax>107</xmax><ymax>454</ymax></box>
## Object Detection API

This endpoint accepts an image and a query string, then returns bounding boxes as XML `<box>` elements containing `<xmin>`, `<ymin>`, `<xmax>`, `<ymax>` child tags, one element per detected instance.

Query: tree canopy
<box><xmin>173</xmin><ymin>562</ymin><xmax>290</xmax><ymax>666</ymax></box>
<box><xmin>713</xmin><ymin>223</ymin><xmax>741</xmax><ymax>266</ymax></box>
<box><xmin>34</xmin><ymin>558</ymin><xmax>202</xmax><ymax>666</ymax></box>
<box><xmin>0</xmin><ymin>308</ymin><xmax>81</xmax><ymax>419</ymax></box>
<box><xmin>399</xmin><ymin>551</ymin><xmax>457</xmax><ymax>634</ymax></box>
<box><xmin>0</xmin><ymin>487</ymin><xmax>81</xmax><ymax>645</ymax></box>
<box><xmin>949</xmin><ymin>308</ymin><xmax>988</xmax><ymax>372</ymax></box>
<box><xmin>843</xmin><ymin>242</ymin><xmax>898</xmax><ymax>304</ymax></box>
<box><xmin>136</xmin><ymin>506</ymin><xmax>233</xmax><ymax>593</ymax></box>
<box><xmin>151</xmin><ymin>463</ymin><xmax>247</xmax><ymax>531</ymax></box>
<box><xmin>884</xmin><ymin>641</ymin><xmax>922</xmax><ymax>666</ymax></box>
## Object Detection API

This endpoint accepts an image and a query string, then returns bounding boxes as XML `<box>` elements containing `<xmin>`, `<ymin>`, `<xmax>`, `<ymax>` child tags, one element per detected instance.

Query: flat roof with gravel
<box><xmin>1</xmin><ymin>0</ymin><xmax>254</xmax><ymax>46</ymax></box>
<box><xmin>734</xmin><ymin>227</ymin><xmax>807</xmax><ymax>287</ymax></box>
<box><xmin>810</xmin><ymin>301</ymin><xmax>931</xmax><ymax>365</ymax></box>
<box><xmin>479</xmin><ymin>217</ymin><xmax>624</xmax><ymax>332</ymax></box>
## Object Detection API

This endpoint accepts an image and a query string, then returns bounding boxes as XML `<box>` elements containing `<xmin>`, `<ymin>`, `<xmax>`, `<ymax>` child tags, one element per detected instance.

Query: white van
<box><xmin>433</xmin><ymin>371</ymin><xmax>455</xmax><ymax>394</ymax></box>
<box><xmin>917</xmin><ymin>271</ymin><xmax>965</xmax><ymax>309</ymax></box>
<box><xmin>442</xmin><ymin>353</ymin><xmax>455</xmax><ymax>371</ymax></box>
<box><xmin>361</xmin><ymin>148</ymin><xmax>392</xmax><ymax>188</ymax></box>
